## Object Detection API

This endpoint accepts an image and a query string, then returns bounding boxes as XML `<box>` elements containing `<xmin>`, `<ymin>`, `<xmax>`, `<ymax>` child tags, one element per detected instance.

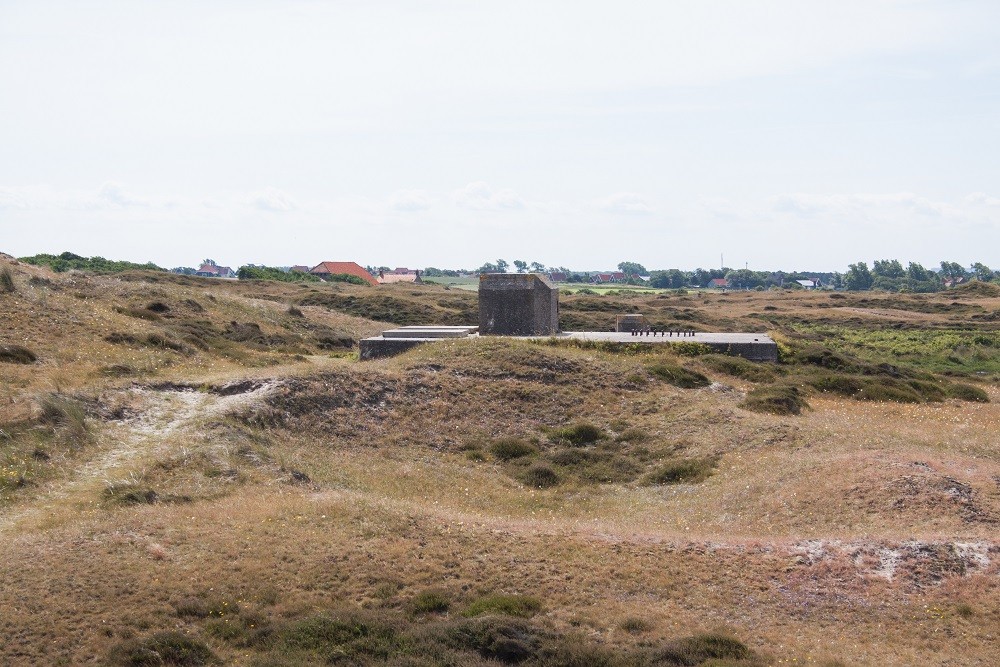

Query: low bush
<box><xmin>287</xmin><ymin>305</ymin><xmax>304</xmax><ymax>318</ymax></box>
<box><xmin>616</xmin><ymin>427</ymin><xmax>651</xmax><ymax>443</ymax></box>
<box><xmin>648</xmin><ymin>363</ymin><xmax>711</xmax><ymax>388</ymax></box>
<box><xmin>0</xmin><ymin>267</ymin><xmax>14</xmax><ymax>293</ymax></box>
<box><xmin>739</xmin><ymin>385</ymin><xmax>808</xmax><ymax>415</ymax></box>
<box><xmin>948</xmin><ymin>383</ymin><xmax>990</xmax><ymax>402</ymax></box>
<box><xmin>109</xmin><ymin>631</ymin><xmax>216</xmax><ymax>666</ymax></box>
<box><xmin>552</xmin><ymin>422</ymin><xmax>606</xmax><ymax>446</ymax></box>
<box><xmin>490</xmin><ymin>438</ymin><xmax>537</xmax><ymax>461</ymax></box>
<box><xmin>0</xmin><ymin>344</ymin><xmax>37</xmax><ymax>364</ymax></box>
<box><xmin>443</xmin><ymin>616</ymin><xmax>540</xmax><ymax>664</ymax></box>
<box><xmin>653</xmin><ymin>632</ymin><xmax>754</xmax><ymax>666</ymax></box>
<box><xmin>701</xmin><ymin>355</ymin><xmax>777</xmax><ymax>383</ymax></box>
<box><xmin>548</xmin><ymin>449</ymin><xmax>641</xmax><ymax>484</ymax></box>
<box><xmin>411</xmin><ymin>590</ymin><xmax>451</xmax><ymax>615</ymax></box>
<box><xmin>277</xmin><ymin>612</ymin><xmax>398</xmax><ymax>662</ymax></box>
<box><xmin>646</xmin><ymin>458</ymin><xmax>716</xmax><ymax>485</ymax></box>
<box><xmin>522</xmin><ymin>465</ymin><xmax>560</xmax><ymax>488</ymax></box>
<box><xmin>462</xmin><ymin>594</ymin><xmax>542</xmax><ymax>618</ymax></box>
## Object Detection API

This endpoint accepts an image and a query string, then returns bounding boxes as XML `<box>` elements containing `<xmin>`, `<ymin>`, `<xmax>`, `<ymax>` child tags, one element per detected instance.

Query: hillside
<box><xmin>1</xmin><ymin>256</ymin><xmax>999</xmax><ymax>666</ymax></box>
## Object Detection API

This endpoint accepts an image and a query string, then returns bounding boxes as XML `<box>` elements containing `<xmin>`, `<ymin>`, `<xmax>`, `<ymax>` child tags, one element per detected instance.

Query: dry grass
<box><xmin>0</xmin><ymin>265</ymin><xmax>999</xmax><ymax>665</ymax></box>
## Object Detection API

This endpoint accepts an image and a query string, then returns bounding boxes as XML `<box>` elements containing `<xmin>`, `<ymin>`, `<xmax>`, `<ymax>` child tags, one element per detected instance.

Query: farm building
<box><xmin>378</xmin><ymin>268</ymin><xmax>422</xmax><ymax>284</ymax></box>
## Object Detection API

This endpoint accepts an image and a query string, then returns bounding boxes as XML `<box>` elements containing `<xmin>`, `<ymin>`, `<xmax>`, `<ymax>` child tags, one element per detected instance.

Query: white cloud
<box><xmin>769</xmin><ymin>192</ymin><xmax>952</xmax><ymax>218</ymax></box>
<box><xmin>389</xmin><ymin>189</ymin><xmax>434</xmax><ymax>212</ymax></box>
<box><xmin>0</xmin><ymin>186</ymin><xmax>39</xmax><ymax>210</ymax></box>
<box><xmin>248</xmin><ymin>187</ymin><xmax>297</xmax><ymax>212</ymax></box>
<box><xmin>96</xmin><ymin>181</ymin><xmax>148</xmax><ymax>208</ymax></box>
<box><xmin>453</xmin><ymin>182</ymin><xmax>525</xmax><ymax>211</ymax></box>
<box><xmin>594</xmin><ymin>192</ymin><xmax>652</xmax><ymax>214</ymax></box>
<box><xmin>965</xmin><ymin>192</ymin><xmax>1000</xmax><ymax>207</ymax></box>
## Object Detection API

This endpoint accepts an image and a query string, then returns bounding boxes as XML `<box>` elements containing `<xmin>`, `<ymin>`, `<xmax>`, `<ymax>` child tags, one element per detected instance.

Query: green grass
<box><xmin>739</xmin><ymin>385</ymin><xmax>808</xmax><ymax>415</ymax></box>
<box><xmin>645</xmin><ymin>458</ymin><xmax>717</xmax><ymax>485</ymax></box>
<box><xmin>788</xmin><ymin>324</ymin><xmax>1000</xmax><ymax>375</ymax></box>
<box><xmin>109</xmin><ymin>631</ymin><xmax>216</xmax><ymax>666</ymax></box>
<box><xmin>551</xmin><ymin>422</ymin><xmax>606</xmax><ymax>446</ymax></box>
<box><xmin>648</xmin><ymin>362</ymin><xmax>711</xmax><ymax>388</ymax></box>
<box><xmin>462</xmin><ymin>594</ymin><xmax>542</xmax><ymax>618</ymax></box>
<box><xmin>489</xmin><ymin>438</ymin><xmax>537</xmax><ymax>461</ymax></box>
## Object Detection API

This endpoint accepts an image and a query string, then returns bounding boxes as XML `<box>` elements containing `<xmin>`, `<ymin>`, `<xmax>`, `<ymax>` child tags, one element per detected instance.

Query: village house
<box><xmin>309</xmin><ymin>261</ymin><xmax>379</xmax><ymax>286</ymax></box>
<box><xmin>195</xmin><ymin>261</ymin><xmax>235</xmax><ymax>278</ymax></box>
<box><xmin>708</xmin><ymin>278</ymin><xmax>728</xmax><ymax>288</ymax></box>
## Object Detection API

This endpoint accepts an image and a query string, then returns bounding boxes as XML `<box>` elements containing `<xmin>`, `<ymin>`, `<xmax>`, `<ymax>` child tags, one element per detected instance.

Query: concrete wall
<box><xmin>479</xmin><ymin>273</ymin><xmax>559</xmax><ymax>335</ymax></box>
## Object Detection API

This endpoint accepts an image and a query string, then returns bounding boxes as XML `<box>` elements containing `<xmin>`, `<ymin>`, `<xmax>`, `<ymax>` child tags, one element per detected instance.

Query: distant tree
<box><xmin>724</xmin><ymin>269</ymin><xmax>764</xmax><ymax>290</ymax></box>
<box><xmin>202</xmin><ymin>259</ymin><xmax>217</xmax><ymax>267</ymax></box>
<box><xmin>939</xmin><ymin>261</ymin><xmax>967</xmax><ymax>279</ymax></box>
<box><xmin>617</xmin><ymin>261</ymin><xmax>647</xmax><ymax>276</ymax></box>
<box><xmin>971</xmin><ymin>262</ymin><xmax>994</xmax><ymax>281</ymax></box>
<box><xmin>906</xmin><ymin>262</ymin><xmax>931</xmax><ymax>282</ymax></box>
<box><xmin>513</xmin><ymin>260</ymin><xmax>528</xmax><ymax>273</ymax></box>
<box><xmin>873</xmin><ymin>259</ymin><xmax>905</xmax><ymax>278</ymax></box>
<box><xmin>690</xmin><ymin>268</ymin><xmax>712</xmax><ymax>287</ymax></box>
<box><xmin>650</xmin><ymin>268</ymin><xmax>687</xmax><ymax>289</ymax></box>
<box><xmin>496</xmin><ymin>259</ymin><xmax>510</xmax><ymax>273</ymax></box>
<box><xmin>529</xmin><ymin>261</ymin><xmax>546</xmax><ymax>273</ymax></box>
<box><xmin>845</xmin><ymin>262</ymin><xmax>874</xmax><ymax>291</ymax></box>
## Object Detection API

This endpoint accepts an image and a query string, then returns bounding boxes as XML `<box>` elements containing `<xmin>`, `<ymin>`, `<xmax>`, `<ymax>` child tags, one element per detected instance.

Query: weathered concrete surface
<box><xmin>360</xmin><ymin>325</ymin><xmax>478</xmax><ymax>359</ymax></box>
<box><xmin>541</xmin><ymin>332</ymin><xmax>778</xmax><ymax>361</ymax></box>
<box><xmin>479</xmin><ymin>273</ymin><xmax>559</xmax><ymax>336</ymax></box>
<box><xmin>615</xmin><ymin>314</ymin><xmax>647</xmax><ymax>332</ymax></box>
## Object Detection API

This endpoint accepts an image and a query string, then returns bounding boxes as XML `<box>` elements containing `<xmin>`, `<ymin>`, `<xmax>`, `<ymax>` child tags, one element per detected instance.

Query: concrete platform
<box><xmin>540</xmin><ymin>332</ymin><xmax>778</xmax><ymax>361</ymax></box>
<box><xmin>360</xmin><ymin>329</ymin><xmax>778</xmax><ymax>361</ymax></box>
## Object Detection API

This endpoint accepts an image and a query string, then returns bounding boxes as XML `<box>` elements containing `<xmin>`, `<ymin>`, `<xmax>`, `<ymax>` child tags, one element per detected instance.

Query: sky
<box><xmin>2</xmin><ymin>0</ymin><xmax>1000</xmax><ymax>272</ymax></box>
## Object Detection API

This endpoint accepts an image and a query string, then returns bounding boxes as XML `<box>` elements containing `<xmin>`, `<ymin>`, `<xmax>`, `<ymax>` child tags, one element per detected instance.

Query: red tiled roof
<box><xmin>709</xmin><ymin>278</ymin><xmax>728</xmax><ymax>287</ymax></box>
<box><xmin>310</xmin><ymin>261</ymin><xmax>378</xmax><ymax>286</ymax></box>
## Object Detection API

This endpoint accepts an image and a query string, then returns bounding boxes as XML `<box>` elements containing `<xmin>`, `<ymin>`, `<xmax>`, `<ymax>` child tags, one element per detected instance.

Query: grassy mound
<box><xmin>645</xmin><ymin>458</ymin><xmax>716</xmax><ymax>485</ymax></box>
<box><xmin>110</xmin><ymin>631</ymin><xmax>216</xmax><ymax>666</ymax></box>
<box><xmin>648</xmin><ymin>362</ymin><xmax>711</xmax><ymax>388</ymax></box>
<box><xmin>739</xmin><ymin>385</ymin><xmax>808</xmax><ymax>415</ymax></box>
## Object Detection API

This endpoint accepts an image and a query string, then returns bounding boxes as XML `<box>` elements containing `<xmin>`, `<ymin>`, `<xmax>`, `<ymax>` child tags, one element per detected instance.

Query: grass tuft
<box><xmin>646</xmin><ymin>457</ymin><xmax>716</xmax><ymax>485</ymax></box>
<box><xmin>701</xmin><ymin>354</ymin><xmax>777</xmax><ymax>383</ymax></box>
<box><xmin>522</xmin><ymin>465</ymin><xmax>560</xmax><ymax>488</ymax></box>
<box><xmin>38</xmin><ymin>394</ymin><xmax>89</xmax><ymax>445</ymax></box>
<box><xmin>739</xmin><ymin>385</ymin><xmax>808</xmax><ymax>415</ymax></box>
<box><xmin>0</xmin><ymin>344</ymin><xmax>37</xmax><ymax>364</ymax></box>
<box><xmin>0</xmin><ymin>267</ymin><xmax>14</xmax><ymax>293</ymax></box>
<box><xmin>463</xmin><ymin>594</ymin><xmax>542</xmax><ymax>618</ymax></box>
<box><xmin>410</xmin><ymin>590</ymin><xmax>451</xmax><ymax>615</ymax></box>
<box><xmin>489</xmin><ymin>438</ymin><xmax>537</xmax><ymax>461</ymax></box>
<box><xmin>648</xmin><ymin>362</ymin><xmax>711</xmax><ymax>388</ymax></box>
<box><xmin>109</xmin><ymin>631</ymin><xmax>216</xmax><ymax>666</ymax></box>
<box><xmin>552</xmin><ymin>422</ymin><xmax>606</xmax><ymax>446</ymax></box>
<box><xmin>654</xmin><ymin>632</ymin><xmax>754</xmax><ymax>666</ymax></box>
<box><xmin>947</xmin><ymin>383</ymin><xmax>990</xmax><ymax>403</ymax></box>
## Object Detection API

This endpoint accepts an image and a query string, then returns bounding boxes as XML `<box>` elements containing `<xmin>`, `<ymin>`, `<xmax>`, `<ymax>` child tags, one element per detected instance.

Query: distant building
<box><xmin>548</xmin><ymin>272</ymin><xmax>568</xmax><ymax>282</ymax></box>
<box><xmin>708</xmin><ymin>278</ymin><xmax>728</xmax><ymax>288</ymax></box>
<box><xmin>592</xmin><ymin>271</ymin><xmax>626</xmax><ymax>284</ymax></box>
<box><xmin>195</xmin><ymin>262</ymin><xmax>235</xmax><ymax>278</ymax></box>
<box><xmin>289</xmin><ymin>265</ymin><xmax>311</xmax><ymax>273</ymax></box>
<box><xmin>378</xmin><ymin>268</ymin><xmax>422</xmax><ymax>284</ymax></box>
<box><xmin>310</xmin><ymin>261</ymin><xmax>378</xmax><ymax>286</ymax></box>
<box><xmin>796</xmin><ymin>279</ymin><xmax>817</xmax><ymax>289</ymax></box>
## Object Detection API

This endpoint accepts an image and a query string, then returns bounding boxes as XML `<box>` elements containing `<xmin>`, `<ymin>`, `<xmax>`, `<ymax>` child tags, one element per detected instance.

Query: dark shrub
<box><xmin>279</xmin><ymin>612</ymin><xmax>399</xmax><ymax>661</ymax></box>
<box><xmin>739</xmin><ymin>385</ymin><xmax>808</xmax><ymax>415</ymax></box>
<box><xmin>490</xmin><ymin>438</ymin><xmax>537</xmax><ymax>461</ymax></box>
<box><xmin>907</xmin><ymin>379</ymin><xmax>947</xmax><ymax>402</ymax></box>
<box><xmin>0</xmin><ymin>344</ymin><xmax>37</xmax><ymax>364</ymax></box>
<box><xmin>315</xmin><ymin>333</ymin><xmax>354</xmax><ymax>350</ymax></box>
<box><xmin>646</xmin><ymin>458</ymin><xmax>716</xmax><ymax>485</ymax></box>
<box><xmin>411</xmin><ymin>590</ymin><xmax>451</xmax><ymax>614</ymax></box>
<box><xmin>445</xmin><ymin>617</ymin><xmax>540</xmax><ymax>664</ymax></box>
<box><xmin>553</xmin><ymin>423</ymin><xmax>606</xmax><ymax>446</ymax></box>
<box><xmin>619</xmin><ymin>617</ymin><xmax>652</xmax><ymax>634</ymax></box>
<box><xmin>522</xmin><ymin>465</ymin><xmax>559</xmax><ymax>488</ymax></box>
<box><xmin>948</xmin><ymin>383</ymin><xmax>990</xmax><ymax>403</ymax></box>
<box><xmin>463</xmin><ymin>594</ymin><xmax>542</xmax><ymax>618</ymax></box>
<box><xmin>648</xmin><ymin>363</ymin><xmax>711</xmax><ymax>388</ymax></box>
<box><xmin>0</xmin><ymin>267</ymin><xmax>14</xmax><ymax>293</ymax></box>
<box><xmin>854</xmin><ymin>381</ymin><xmax>922</xmax><ymax>403</ymax></box>
<box><xmin>287</xmin><ymin>305</ymin><xmax>304</xmax><ymax>317</ymax></box>
<box><xmin>654</xmin><ymin>633</ymin><xmax>753</xmax><ymax>665</ymax></box>
<box><xmin>110</xmin><ymin>631</ymin><xmax>216</xmax><ymax>666</ymax></box>
<box><xmin>146</xmin><ymin>301</ymin><xmax>170</xmax><ymax>313</ymax></box>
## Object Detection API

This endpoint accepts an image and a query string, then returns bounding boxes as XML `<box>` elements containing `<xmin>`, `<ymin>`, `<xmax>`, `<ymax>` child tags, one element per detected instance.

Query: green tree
<box><xmin>496</xmin><ymin>259</ymin><xmax>510</xmax><ymax>273</ymax></box>
<box><xmin>906</xmin><ymin>262</ymin><xmax>931</xmax><ymax>281</ymax></box>
<box><xmin>939</xmin><ymin>261</ymin><xmax>966</xmax><ymax>279</ymax></box>
<box><xmin>971</xmin><ymin>262</ymin><xmax>994</xmax><ymax>281</ymax></box>
<box><xmin>845</xmin><ymin>262</ymin><xmax>874</xmax><ymax>291</ymax></box>
<box><xmin>512</xmin><ymin>260</ymin><xmax>528</xmax><ymax>273</ymax></box>
<box><xmin>873</xmin><ymin>259</ymin><xmax>905</xmax><ymax>278</ymax></box>
<box><xmin>529</xmin><ymin>261</ymin><xmax>546</xmax><ymax>273</ymax></box>
<box><xmin>725</xmin><ymin>269</ymin><xmax>763</xmax><ymax>290</ymax></box>
<box><xmin>617</xmin><ymin>261</ymin><xmax>647</xmax><ymax>277</ymax></box>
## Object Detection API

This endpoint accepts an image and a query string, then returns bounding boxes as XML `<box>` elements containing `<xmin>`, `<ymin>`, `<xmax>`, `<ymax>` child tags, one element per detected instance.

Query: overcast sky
<box><xmin>2</xmin><ymin>0</ymin><xmax>1000</xmax><ymax>272</ymax></box>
